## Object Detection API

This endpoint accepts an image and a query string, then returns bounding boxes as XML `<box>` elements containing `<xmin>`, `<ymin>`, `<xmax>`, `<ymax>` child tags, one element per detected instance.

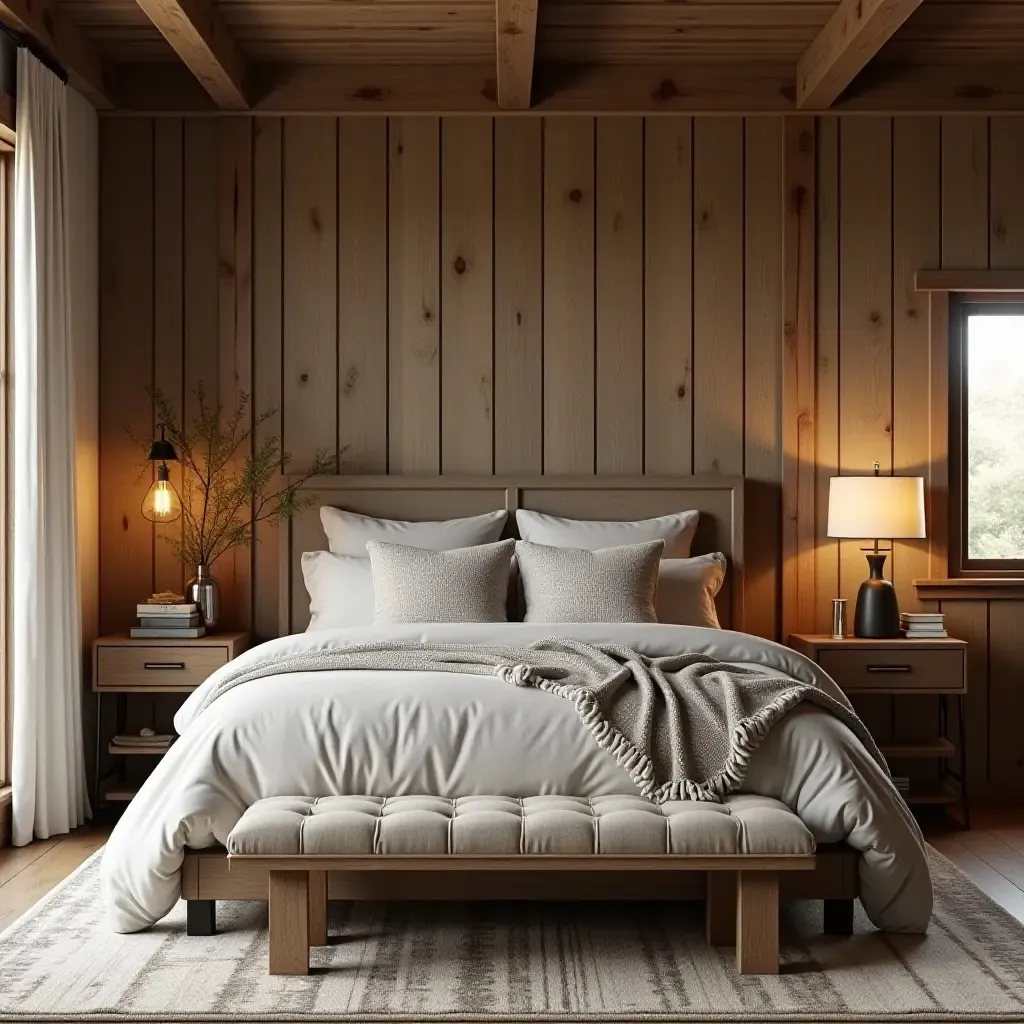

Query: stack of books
<box><xmin>111</xmin><ymin>732</ymin><xmax>175</xmax><ymax>751</ymax></box>
<box><xmin>131</xmin><ymin>601</ymin><xmax>206</xmax><ymax>638</ymax></box>
<box><xmin>901</xmin><ymin>612</ymin><xmax>947</xmax><ymax>638</ymax></box>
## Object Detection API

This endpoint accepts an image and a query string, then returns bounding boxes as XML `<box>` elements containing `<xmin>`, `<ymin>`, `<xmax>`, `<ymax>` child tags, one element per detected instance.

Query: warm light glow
<box><xmin>142</xmin><ymin>465</ymin><xmax>182</xmax><ymax>523</ymax></box>
<box><xmin>827</xmin><ymin>475</ymin><xmax>926</xmax><ymax>540</ymax></box>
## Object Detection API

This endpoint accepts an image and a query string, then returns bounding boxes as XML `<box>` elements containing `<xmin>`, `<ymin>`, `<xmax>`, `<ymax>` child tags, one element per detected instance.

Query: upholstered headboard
<box><xmin>279</xmin><ymin>475</ymin><xmax>745</xmax><ymax>636</ymax></box>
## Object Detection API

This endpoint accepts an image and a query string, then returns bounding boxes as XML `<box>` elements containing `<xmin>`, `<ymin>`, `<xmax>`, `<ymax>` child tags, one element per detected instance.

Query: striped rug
<box><xmin>1</xmin><ymin>847</ymin><xmax>1023</xmax><ymax>1021</ymax></box>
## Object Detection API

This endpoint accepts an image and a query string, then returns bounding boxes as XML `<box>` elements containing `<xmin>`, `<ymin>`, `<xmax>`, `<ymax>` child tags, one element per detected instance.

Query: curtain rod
<box><xmin>0</xmin><ymin>22</ymin><xmax>69</xmax><ymax>87</ymax></box>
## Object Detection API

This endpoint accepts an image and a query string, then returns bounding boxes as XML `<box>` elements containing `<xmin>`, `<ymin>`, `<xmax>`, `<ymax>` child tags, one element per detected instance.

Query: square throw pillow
<box><xmin>515</xmin><ymin>509</ymin><xmax>698</xmax><ymax>558</ymax></box>
<box><xmin>656</xmin><ymin>553</ymin><xmax>727</xmax><ymax>629</ymax></box>
<box><xmin>301</xmin><ymin>551</ymin><xmax>375</xmax><ymax>631</ymax></box>
<box><xmin>516</xmin><ymin>539</ymin><xmax>664</xmax><ymax>623</ymax></box>
<box><xmin>321</xmin><ymin>506</ymin><xmax>508</xmax><ymax>557</ymax></box>
<box><xmin>367</xmin><ymin>538</ymin><xmax>515</xmax><ymax>624</ymax></box>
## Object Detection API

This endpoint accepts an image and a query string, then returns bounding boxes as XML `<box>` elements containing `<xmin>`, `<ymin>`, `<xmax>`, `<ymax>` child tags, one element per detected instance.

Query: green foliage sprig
<box><xmin>132</xmin><ymin>384</ymin><xmax>343</xmax><ymax>569</ymax></box>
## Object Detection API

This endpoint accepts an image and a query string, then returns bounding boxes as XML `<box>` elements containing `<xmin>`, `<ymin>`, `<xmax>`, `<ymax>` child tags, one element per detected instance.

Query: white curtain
<box><xmin>12</xmin><ymin>51</ymin><xmax>90</xmax><ymax>844</ymax></box>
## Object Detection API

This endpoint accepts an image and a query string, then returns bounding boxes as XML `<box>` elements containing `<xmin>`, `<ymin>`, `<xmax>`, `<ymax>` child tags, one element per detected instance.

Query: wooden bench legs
<box><xmin>268</xmin><ymin>870</ymin><xmax>330</xmax><ymax>975</ymax></box>
<box><xmin>705</xmin><ymin>871</ymin><xmax>780</xmax><ymax>975</ymax></box>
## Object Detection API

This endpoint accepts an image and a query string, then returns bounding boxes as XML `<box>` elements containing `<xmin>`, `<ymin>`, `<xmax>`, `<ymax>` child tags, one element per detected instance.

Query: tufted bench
<box><xmin>223</xmin><ymin>794</ymin><xmax>816</xmax><ymax>976</ymax></box>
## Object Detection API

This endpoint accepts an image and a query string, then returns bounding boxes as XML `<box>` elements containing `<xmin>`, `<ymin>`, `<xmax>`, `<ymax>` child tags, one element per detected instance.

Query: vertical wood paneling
<box><xmin>744</xmin><ymin>117</ymin><xmax>783</xmax><ymax>642</ymax></box>
<box><xmin>218</xmin><ymin>119</ymin><xmax>253</xmax><ymax>632</ymax></box>
<box><xmin>389</xmin><ymin>116</ymin><xmax>440</xmax><ymax>474</ymax></box>
<box><xmin>183</xmin><ymin>120</ymin><xmax>220</xmax><ymax>421</ymax></box>
<box><xmin>988</xmin><ymin>602</ymin><xmax>1024</xmax><ymax>789</ymax></box>
<box><xmin>100</xmin><ymin>119</ymin><xmax>155</xmax><ymax>634</ymax></box>
<box><xmin>943</xmin><ymin>600</ymin><xmax>990</xmax><ymax>790</ymax></box>
<box><xmin>892</xmin><ymin>118</ymin><xmax>940</xmax><ymax>614</ymax></box>
<box><xmin>838</xmin><ymin>117</ymin><xmax>893</xmax><ymax>607</ymax></box>
<box><xmin>643</xmin><ymin>117</ymin><xmax>692</xmax><ymax>476</ymax></box>
<box><xmin>781</xmin><ymin>117</ymin><xmax>816</xmax><ymax>638</ymax></box>
<box><xmin>942</xmin><ymin>117</ymin><xmax>989</xmax><ymax>269</ymax></box>
<box><xmin>152</xmin><ymin>119</ymin><xmax>184</xmax><ymax>597</ymax></box>
<box><xmin>494</xmin><ymin>119</ymin><xmax>542</xmax><ymax>475</ymax></box>
<box><xmin>814</xmin><ymin>117</ymin><xmax>840</xmax><ymax>635</ymax></box>
<box><xmin>693</xmin><ymin>117</ymin><xmax>744</xmax><ymax>475</ymax></box>
<box><xmin>283</xmin><ymin>118</ymin><xmax>338</xmax><ymax>473</ymax></box>
<box><xmin>989</xmin><ymin>117</ymin><xmax>1024</xmax><ymax>267</ymax></box>
<box><xmin>544</xmin><ymin>116</ymin><xmax>595</xmax><ymax>475</ymax></box>
<box><xmin>441</xmin><ymin>118</ymin><xmax>493</xmax><ymax>474</ymax></box>
<box><xmin>252</xmin><ymin>117</ymin><xmax>283</xmax><ymax>642</ymax></box>
<box><xmin>338</xmin><ymin>118</ymin><xmax>388</xmax><ymax>472</ymax></box>
<box><xmin>596</xmin><ymin>117</ymin><xmax>643</xmax><ymax>474</ymax></box>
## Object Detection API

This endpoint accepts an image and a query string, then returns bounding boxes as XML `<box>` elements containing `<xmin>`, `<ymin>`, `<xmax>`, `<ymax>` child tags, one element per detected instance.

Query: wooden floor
<box><xmin>1</xmin><ymin>808</ymin><xmax>1023</xmax><ymax>935</ymax></box>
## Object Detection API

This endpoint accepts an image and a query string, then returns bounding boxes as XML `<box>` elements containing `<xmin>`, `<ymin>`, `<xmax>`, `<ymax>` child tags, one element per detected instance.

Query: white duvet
<box><xmin>101</xmin><ymin>623</ymin><xmax>932</xmax><ymax>934</ymax></box>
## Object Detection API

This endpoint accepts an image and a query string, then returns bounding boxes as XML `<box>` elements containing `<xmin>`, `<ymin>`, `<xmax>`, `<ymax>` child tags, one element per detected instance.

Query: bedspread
<box><xmin>101</xmin><ymin>623</ymin><xmax>932</xmax><ymax>934</ymax></box>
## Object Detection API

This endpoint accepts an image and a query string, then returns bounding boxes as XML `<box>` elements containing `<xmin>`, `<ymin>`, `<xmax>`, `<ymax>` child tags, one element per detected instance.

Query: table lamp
<box><xmin>827</xmin><ymin>466</ymin><xmax>926</xmax><ymax>638</ymax></box>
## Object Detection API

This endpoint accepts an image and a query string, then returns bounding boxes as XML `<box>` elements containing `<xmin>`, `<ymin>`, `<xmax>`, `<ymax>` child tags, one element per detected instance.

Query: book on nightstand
<box><xmin>901</xmin><ymin>612</ymin><xmax>947</xmax><ymax>639</ymax></box>
<box><xmin>132</xmin><ymin>602</ymin><xmax>206</xmax><ymax>638</ymax></box>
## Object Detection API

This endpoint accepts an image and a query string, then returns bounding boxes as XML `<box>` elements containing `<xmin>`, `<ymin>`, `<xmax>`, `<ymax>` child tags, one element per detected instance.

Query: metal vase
<box><xmin>187</xmin><ymin>564</ymin><xmax>220</xmax><ymax>630</ymax></box>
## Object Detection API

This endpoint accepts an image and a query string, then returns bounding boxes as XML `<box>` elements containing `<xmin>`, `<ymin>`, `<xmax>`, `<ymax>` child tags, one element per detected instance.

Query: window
<box><xmin>950</xmin><ymin>298</ymin><xmax>1024</xmax><ymax>576</ymax></box>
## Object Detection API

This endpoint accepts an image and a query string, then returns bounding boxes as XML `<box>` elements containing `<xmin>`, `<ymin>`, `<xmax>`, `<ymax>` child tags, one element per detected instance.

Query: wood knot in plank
<box><xmin>454</xmin><ymin>255</ymin><xmax>467</xmax><ymax>275</ymax></box>
<box><xmin>516</xmin><ymin>311</ymin><xmax>522</xmax><ymax>326</ymax></box>
<box><xmin>677</xmin><ymin>383</ymin><xmax>686</xmax><ymax>400</ymax></box>
<box><xmin>396</xmin><ymin>142</ymin><xmax>404</xmax><ymax>155</ymax></box>
<box><xmin>481</xmin><ymin>79</ymin><xmax>498</xmax><ymax>103</ymax></box>
<box><xmin>993</xmin><ymin>219</ymin><xmax>1007</xmax><ymax>240</ymax></box>
<box><xmin>353</xmin><ymin>86</ymin><xmax>388</xmax><ymax>102</ymax></box>
<box><xmin>309</xmin><ymin>208</ymin><xmax>322</xmax><ymax>234</ymax></box>
<box><xmin>652</xmin><ymin>79</ymin><xmax>682</xmax><ymax>103</ymax></box>
<box><xmin>300</xmin><ymin>373</ymin><xmax>309</xmax><ymax>384</ymax></box>
<box><xmin>122</xmin><ymin>514</ymin><xmax>129</xmax><ymax>532</ymax></box>
<box><xmin>500</xmin><ymin>21</ymin><xmax>523</xmax><ymax>36</ymax></box>
<box><xmin>869</xmin><ymin>310</ymin><xmax>881</xmax><ymax>325</ymax></box>
<box><xmin>569</xmin><ymin>188</ymin><xmax>583</xmax><ymax>204</ymax></box>
<box><xmin>343</xmin><ymin>365</ymin><xmax>359</xmax><ymax>395</ymax></box>
<box><xmin>423</xmin><ymin>307</ymin><xmax>434</xmax><ymax>322</ymax></box>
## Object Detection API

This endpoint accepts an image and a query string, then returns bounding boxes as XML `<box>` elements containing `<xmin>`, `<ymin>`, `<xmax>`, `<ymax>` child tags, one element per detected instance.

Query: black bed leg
<box><xmin>823</xmin><ymin>898</ymin><xmax>854</xmax><ymax>935</ymax></box>
<box><xmin>187</xmin><ymin>899</ymin><xmax>216</xmax><ymax>936</ymax></box>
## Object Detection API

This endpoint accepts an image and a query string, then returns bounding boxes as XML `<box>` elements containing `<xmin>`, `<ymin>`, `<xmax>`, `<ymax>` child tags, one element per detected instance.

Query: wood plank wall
<box><xmin>99</xmin><ymin>113</ymin><xmax>1024</xmax><ymax>795</ymax></box>
<box><xmin>99</xmin><ymin>115</ymin><xmax>785</xmax><ymax>644</ymax></box>
<box><xmin>811</xmin><ymin>115</ymin><xmax>1024</xmax><ymax>798</ymax></box>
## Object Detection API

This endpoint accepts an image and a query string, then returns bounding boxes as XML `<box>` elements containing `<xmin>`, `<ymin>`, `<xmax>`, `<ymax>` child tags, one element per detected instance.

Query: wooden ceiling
<box><xmin>5</xmin><ymin>0</ymin><xmax>1024</xmax><ymax>113</ymax></box>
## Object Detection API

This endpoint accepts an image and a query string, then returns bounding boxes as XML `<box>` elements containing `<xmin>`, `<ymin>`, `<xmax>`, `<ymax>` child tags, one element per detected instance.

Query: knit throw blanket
<box><xmin>191</xmin><ymin>638</ymin><xmax>885</xmax><ymax>803</ymax></box>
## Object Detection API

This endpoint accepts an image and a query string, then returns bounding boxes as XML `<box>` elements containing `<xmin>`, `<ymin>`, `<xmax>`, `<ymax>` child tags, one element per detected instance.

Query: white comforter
<box><xmin>101</xmin><ymin>623</ymin><xmax>932</xmax><ymax>934</ymax></box>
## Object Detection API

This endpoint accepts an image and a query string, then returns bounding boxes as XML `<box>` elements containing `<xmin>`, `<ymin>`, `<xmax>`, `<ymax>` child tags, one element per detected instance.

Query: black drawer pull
<box><xmin>866</xmin><ymin>664</ymin><xmax>912</xmax><ymax>673</ymax></box>
<box><xmin>144</xmin><ymin>661</ymin><xmax>186</xmax><ymax>671</ymax></box>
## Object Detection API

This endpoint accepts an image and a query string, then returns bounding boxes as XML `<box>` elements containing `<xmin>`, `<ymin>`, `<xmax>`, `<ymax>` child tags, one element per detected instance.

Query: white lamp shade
<box><xmin>827</xmin><ymin>475</ymin><xmax>926</xmax><ymax>540</ymax></box>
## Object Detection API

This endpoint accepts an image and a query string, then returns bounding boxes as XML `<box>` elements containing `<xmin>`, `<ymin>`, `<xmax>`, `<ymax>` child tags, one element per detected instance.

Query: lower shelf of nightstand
<box><xmin>881</xmin><ymin>738</ymin><xmax>956</xmax><ymax>759</ymax></box>
<box><xmin>900</xmin><ymin>779</ymin><xmax>962</xmax><ymax>806</ymax></box>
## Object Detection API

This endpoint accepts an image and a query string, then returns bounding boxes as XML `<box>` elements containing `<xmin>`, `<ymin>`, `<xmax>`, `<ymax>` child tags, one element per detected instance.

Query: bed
<box><xmin>100</xmin><ymin>475</ymin><xmax>932</xmax><ymax>939</ymax></box>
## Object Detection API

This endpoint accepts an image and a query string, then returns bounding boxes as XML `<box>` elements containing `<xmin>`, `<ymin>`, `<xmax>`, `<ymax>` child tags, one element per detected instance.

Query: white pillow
<box><xmin>321</xmin><ymin>507</ymin><xmax>507</xmax><ymax>556</ymax></box>
<box><xmin>656</xmin><ymin>553</ymin><xmax>726</xmax><ymax>629</ymax></box>
<box><xmin>516</xmin><ymin>509</ymin><xmax>698</xmax><ymax>558</ymax></box>
<box><xmin>301</xmin><ymin>551</ymin><xmax>374</xmax><ymax>631</ymax></box>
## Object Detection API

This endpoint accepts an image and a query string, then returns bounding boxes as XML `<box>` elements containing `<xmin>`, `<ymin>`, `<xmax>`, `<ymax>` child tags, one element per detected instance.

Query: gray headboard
<box><xmin>280</xmin><ymin>475</ymin><xmax>745</xmax><ymax>636</ymax></box>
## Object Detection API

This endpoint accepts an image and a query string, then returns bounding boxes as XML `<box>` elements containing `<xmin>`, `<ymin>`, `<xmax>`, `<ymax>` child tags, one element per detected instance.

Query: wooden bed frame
<box><xmin>182</xmin><ymin>473</ymin><xmax>859</xmax><ymax>939</ymax></box>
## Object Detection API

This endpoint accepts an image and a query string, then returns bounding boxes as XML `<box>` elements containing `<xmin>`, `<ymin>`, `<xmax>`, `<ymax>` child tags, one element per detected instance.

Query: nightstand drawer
<box><xmin>96</xmin><ymin>645</ymin><xmax>228</xmax><ymax>690</ymax></box>
<box><xmin>818</xmin><ymin>649</ymin><xmax>965</xmax><ymax>692</ymax></box>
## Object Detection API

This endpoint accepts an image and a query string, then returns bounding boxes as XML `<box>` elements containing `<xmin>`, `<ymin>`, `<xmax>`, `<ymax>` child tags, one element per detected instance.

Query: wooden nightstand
<box><xmin>788</xmin><ymin>634</ymin><xmax>970</xmax><ymax>827</ymax></box>
<box><xmin>93</xmin><ymin>632</ymin><xmax>249</xmax><ymax>808</ymax></box>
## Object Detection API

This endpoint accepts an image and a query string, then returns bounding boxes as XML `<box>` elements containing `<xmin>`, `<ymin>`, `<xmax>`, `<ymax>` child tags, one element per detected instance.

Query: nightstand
<box><xmin>93</xmin><ymin>632</ymin><xmax>249</xmax><ymax>808</ymax></box>
<box><xmin>788</xmin><ymin>634</ymin><xmax>970</xmax><ymax>828</ymax></box>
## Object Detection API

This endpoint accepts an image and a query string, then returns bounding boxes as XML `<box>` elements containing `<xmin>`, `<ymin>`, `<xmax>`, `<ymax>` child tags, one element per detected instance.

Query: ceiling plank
<box><xmin>796</xmin><ymin>0</ymin><xmax>924</xmax><ymax>109</ymax></box>
<box><xmin>0</xmin><ymin>0</ymin><xmax>114</xmax><ymax>108</ymax></box>
<box><xmin>496</xmin><ymin>0</ymin><xmax>539</xmax><ymax>109</ymax></box>
<box><xmin>133</xmin><ymin>0</ymin><xmax>249</xmax><ymax>109</ymax></box>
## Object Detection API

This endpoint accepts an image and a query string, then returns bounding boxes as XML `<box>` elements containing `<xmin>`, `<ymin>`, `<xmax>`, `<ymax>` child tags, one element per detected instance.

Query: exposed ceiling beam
<box><xmin>133</xmin><ymin>0</ymin><xmax>249</xmax><ymax>109</ymax></box>
<box><xmin>796</xmin><ymin>0</ymin><xmax>925</xmax><ymax>109</ymax></box>
<box><xmin>0</xmin><ymin>0</ymin><xmax>114</xmax><ymax>108</ymax></box>
<box><xmin>495</xmin><ymin>0</ymin><xmax>539</xmax><ymax>109</ymax></box>
<box><xmin>112</xmin><ymin>60</ymin><xmax>1024</xmax><ymax>116</ymax></box>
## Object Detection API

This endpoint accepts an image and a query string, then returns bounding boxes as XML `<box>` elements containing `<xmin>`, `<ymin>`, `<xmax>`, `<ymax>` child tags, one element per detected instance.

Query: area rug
<box><xmin>1</xmin><ymin>848</ymin><xmax>1024</xmax><ymax>1022</ymax></box>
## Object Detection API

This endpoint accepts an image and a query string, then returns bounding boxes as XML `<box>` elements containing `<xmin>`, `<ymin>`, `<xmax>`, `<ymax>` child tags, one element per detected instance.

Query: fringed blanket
<box><xmin>189</xmin><ymin>637</ymin><xmax>886</xmax><ymax>803</ymax></box>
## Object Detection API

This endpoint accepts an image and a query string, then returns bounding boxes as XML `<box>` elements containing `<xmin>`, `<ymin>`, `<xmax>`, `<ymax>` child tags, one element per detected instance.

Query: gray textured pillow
<box><xmin>516</xmin><ymin>540</ymin><xmax>664</xmax><ymax>623</ymax></box>
<box><xmin>367</xmin><ymin>539</ymin><xmax>515</xmax><ymax>624</ymax></box>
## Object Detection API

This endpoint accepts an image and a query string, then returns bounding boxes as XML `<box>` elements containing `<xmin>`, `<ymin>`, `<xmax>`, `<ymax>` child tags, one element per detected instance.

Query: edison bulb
<box><xmin>142</xmin><ymin>464</ymin><xmax>182</xmax><ymax>523</ymax></box>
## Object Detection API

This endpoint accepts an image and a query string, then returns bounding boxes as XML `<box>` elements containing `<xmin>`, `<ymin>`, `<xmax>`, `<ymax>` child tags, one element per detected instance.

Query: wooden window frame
<box><xmin>949</xmin><ymin>292</ymin><xmax>1024</xmax><ymax>579</ymax></box>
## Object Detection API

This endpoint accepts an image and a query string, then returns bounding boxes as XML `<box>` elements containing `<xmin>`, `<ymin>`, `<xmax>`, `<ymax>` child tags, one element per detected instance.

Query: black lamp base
<box><xmin>854</xmin><ymin>553</ymin><xmax>901</xmax><ymax>638</ymax></box>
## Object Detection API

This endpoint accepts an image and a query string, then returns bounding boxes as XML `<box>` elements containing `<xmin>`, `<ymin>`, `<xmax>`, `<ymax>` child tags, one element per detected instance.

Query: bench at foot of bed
<box><xmin>218</xmin><ymin>794</ymin><xmax>817</xmax><ymax>976</ymax></box>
